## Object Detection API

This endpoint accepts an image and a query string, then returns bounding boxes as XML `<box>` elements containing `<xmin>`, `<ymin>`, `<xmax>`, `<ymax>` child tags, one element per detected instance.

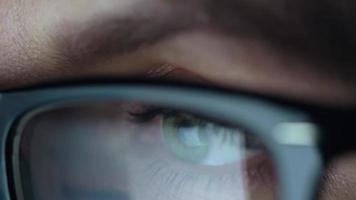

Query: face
<box><xmin>1</xmin><ymin>0</ymin><xmax>356</xmax><ymax>200</ymax></box>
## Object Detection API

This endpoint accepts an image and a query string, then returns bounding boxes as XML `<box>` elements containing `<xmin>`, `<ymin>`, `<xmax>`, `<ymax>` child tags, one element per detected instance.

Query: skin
<box><xmin>1</xmin><ymin>0</ymin><xmax>356</xmax><ymax>199</ymax></box>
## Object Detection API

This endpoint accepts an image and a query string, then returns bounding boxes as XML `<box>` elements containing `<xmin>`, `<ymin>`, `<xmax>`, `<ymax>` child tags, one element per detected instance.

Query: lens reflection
<box><xmin>14</xmin><ymin>102</ymin><xmax>278</xmax><ymax>200</ymax></box>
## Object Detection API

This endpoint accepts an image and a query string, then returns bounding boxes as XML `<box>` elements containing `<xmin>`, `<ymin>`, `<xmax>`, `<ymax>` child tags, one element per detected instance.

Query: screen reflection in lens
<box><xmin>14</xmin><ymin>102</ymin><xmax>278</xmax><ymax>200</ymax></box>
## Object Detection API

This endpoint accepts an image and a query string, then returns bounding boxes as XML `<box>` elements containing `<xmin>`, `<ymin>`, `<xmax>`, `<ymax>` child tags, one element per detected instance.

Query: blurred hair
<box><xmin>207</xmin><ymin>0</ymin><xmax>356</xmax><ymax>82</ymax></box>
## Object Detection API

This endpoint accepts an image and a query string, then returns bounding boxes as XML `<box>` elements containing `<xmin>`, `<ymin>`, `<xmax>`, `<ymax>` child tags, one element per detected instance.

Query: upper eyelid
<box><xmin>128</xmin><ymin>106</ymin><xmax>177</xmax><ymax>123</ymax></box>
<box><xmin>128</xmin><ymin>106</ymin><xmax>235</xmax><ymax>128</ymax></box>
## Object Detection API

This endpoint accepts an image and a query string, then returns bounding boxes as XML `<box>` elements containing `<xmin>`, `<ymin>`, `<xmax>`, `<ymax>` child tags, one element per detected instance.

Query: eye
<box><xmin>162</xmin><ymin>113</ymin><xmax>261</xmax><ymax>166</ymax></box>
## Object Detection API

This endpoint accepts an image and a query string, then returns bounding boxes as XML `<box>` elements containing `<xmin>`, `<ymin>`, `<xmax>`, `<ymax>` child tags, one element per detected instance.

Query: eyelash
<box><xmin>128</xmin><ymin>105</ymin><xmax>237</xmax><ymax>129</ymax></box>
<box><xmin>128</xmin><ymin>106</ymin><xmax>178</xmax><ymax>123</ymax></box>
<box><xmin>128</xmin><ymin>104</ymin><xmax>262</xmax><ymax>149</ymax></box>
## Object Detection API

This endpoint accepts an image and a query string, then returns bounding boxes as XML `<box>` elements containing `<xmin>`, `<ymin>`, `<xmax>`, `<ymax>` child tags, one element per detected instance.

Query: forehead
<box><xmin>6</xmin><ymin>0</ymin><xmax>356</xmax><ymax>69</ymax></box>
<box><xmin>0</xmin><ymin>0</ymin><xmax>356</xmax><ymax>106</ymax></box>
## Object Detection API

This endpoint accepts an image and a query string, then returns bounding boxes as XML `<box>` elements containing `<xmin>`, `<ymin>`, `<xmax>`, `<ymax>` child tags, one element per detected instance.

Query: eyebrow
<box><xmin>54</xmin><ymin>5</ymin><xmax>206</xmax><ymax>69</ymax></box>
<box><xmin>53</xmin><ymin>0</ymin><xmax>355</xmax><ymax>77</ymax></box>
<box><xmin>52</xmin><ymin>0</ymin><xmax>290</xmax><ymax>70</ymax></box>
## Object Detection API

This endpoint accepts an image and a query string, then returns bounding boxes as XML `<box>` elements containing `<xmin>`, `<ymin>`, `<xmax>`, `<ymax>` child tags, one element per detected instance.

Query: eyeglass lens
<box><xmin>12</xmin><ymin>101</ymin><xmax>279</xmax><ymax>200</ymax></box>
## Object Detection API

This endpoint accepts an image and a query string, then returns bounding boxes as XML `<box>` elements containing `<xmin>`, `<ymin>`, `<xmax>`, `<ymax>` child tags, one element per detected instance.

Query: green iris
<box><xmin>162</xmin><ymin>113</ymin><xmax>253</xmax><ymax>166</ymax></box>
<box><xmin>163</xmin><ymin>114</ymin><xmax>210</xmax><ymax>163</ymax></box>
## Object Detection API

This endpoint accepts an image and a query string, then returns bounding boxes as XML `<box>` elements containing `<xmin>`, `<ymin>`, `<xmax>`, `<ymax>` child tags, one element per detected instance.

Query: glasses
<box><xmin>0</xmin><ymin>80</ymin><xmax>355</xmax><ymax>200</ymax></box>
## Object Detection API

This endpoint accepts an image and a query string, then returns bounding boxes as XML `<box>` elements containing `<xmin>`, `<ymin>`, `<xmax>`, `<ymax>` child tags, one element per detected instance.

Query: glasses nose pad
<box><xmin>274</xmin><ymin>145</ymin><xmax>323</xmax><ymax>200</ymax></box>
<box><xmin>271</xmin><ymin>122</ymin><xmax>322</xmax><ymax>200</ymax></box>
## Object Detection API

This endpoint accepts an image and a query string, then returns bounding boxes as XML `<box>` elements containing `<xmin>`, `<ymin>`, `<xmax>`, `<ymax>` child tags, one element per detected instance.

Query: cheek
<box><xmin>319</xmin><ymin>153</ymin><xmax>356</xmax><ymax>200</ymax></box>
